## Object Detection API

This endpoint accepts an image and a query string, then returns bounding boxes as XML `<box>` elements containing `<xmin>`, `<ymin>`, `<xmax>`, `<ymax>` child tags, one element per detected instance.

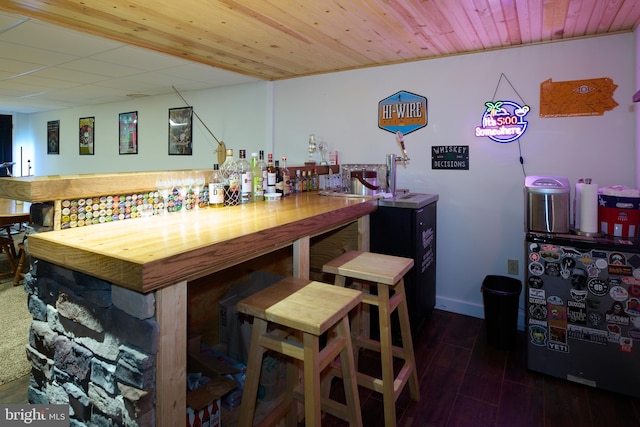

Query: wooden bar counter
<box><xmin>26</xmin><ymin>191</ymin><xmax>377</xmax><ymax>426</ymax></box>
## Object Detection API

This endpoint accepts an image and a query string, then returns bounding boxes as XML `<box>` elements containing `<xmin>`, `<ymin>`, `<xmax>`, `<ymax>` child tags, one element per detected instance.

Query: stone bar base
<box><xmin>24</xmin><ymin>259</ymin><xmax>159</xmax><ymax>426</ymax></box>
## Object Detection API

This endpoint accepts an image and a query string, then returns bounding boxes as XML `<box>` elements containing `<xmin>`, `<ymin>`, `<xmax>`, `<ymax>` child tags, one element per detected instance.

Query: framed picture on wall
<box><xmin>47</xmin><ymin>120</ymin><xmax>60</xmax><ymax>155</ymax></box>
<box><xmin>79</xmin><ymin>117</ymin><xmax>95</xmax><ymax>155</ymax></box>
<box><xmin>119</xmin><ymin>111</ymin><xmax>138</xmax><ymax>154</ymax></box>
<box><xmin>168</xmin><ymin>106</ymin><xmax>193</xmax><ymax>155</ymax></box>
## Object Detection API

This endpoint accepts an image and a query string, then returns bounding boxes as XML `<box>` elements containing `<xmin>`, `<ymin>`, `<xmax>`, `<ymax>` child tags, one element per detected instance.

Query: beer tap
<box><xmin>386</xmin><ymin>131</ymin><xmax>410</xmax><ymax>197</ymax></box>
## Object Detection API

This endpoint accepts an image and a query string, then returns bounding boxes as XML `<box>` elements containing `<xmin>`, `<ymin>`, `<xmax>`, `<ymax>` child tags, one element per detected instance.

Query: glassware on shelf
<box><xmin>176</xmin><ymin>172</ymin><xmax>193</xmax><ymax>212</ymax></box>
<box><xmin>156</xmin><ymin>175</ymin><xmax>174</xmax><ymax>214</ymax></box>
<box><xmin>307</xmin><ymin>134</ymin><xmax>317</xmax><ymax>163</ymax></box>
<box><xmin>318</xmin><ymin>140</ymin><xmax>328</xmax><ymax>165</ymax></box>
<box><xmin>191</xmin><ymin>172</ymin><xmax>205</xmax><ymax>209</ymax></box>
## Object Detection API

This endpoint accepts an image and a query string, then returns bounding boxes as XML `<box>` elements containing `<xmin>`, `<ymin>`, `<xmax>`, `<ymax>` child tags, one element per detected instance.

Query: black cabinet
<box><xmin>370</xmin><ymin>196</ymin><xmax>437</xmax><ymax>342</ymax></box>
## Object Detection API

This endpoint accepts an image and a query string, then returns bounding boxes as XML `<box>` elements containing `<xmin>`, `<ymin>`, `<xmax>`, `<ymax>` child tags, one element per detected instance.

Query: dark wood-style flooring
<box><xmin>2</xmin><ymin>310</ymin><xmax>640</xmax><ymax>426</ymax></box>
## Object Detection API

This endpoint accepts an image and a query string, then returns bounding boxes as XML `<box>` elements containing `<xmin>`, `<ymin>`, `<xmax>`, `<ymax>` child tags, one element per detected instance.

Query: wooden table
<box><xmin>0</xmin><ymin>198</ymin><xmax>30</xmax><ymax>228</ymax></box>
<box><xmin>27</xmin><ymin>192</ymin><xmax>377</xmax><ymax>426</ymax></box>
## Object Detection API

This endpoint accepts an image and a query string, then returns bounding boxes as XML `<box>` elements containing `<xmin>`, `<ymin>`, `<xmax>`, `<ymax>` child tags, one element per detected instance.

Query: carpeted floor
<box><xmin>0</xmin><ymin>232</ymin><xmax>31</xmax><ymax>387</ymax></box>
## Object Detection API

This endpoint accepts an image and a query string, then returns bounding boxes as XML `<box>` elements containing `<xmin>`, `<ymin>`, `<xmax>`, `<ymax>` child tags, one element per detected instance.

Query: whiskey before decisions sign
<box><xmin>432</xmin><ymin>145</ymin><xmax>469</xmax><ymax>170</ymax></box>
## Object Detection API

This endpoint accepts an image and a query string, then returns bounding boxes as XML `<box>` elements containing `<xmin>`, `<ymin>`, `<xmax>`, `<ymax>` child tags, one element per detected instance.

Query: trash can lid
<box><xmin>481</xmin><ymin>275</ymin><xmax>522</xmax><ymax>296</ymax></box>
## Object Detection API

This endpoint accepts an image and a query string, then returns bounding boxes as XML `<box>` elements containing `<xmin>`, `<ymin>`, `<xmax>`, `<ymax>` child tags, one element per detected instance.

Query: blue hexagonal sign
<box><xmin>378</xmin><ymin>90</ymin><xmax>427</xmax><ymax>135</ymax></box>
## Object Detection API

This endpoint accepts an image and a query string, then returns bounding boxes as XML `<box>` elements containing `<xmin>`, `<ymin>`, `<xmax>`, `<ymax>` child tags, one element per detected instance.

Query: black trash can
<box><xmin>481</xmin><ymin>275</ymin><xmax>522</xmax><ymax>349</ymax></box>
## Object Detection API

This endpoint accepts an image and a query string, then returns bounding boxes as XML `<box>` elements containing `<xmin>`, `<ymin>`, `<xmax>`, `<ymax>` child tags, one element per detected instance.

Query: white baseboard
<box><xmin>435</xmin><ymin>296</ymin><xmax>526</xmax><ymax>331</ymax></box>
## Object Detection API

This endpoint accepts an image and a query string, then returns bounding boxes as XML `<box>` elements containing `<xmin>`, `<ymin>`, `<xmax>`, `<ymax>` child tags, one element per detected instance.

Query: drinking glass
<box><xmin>156</xmin><ymin>175</ymin><xmax>174</xmax><ymax>214</ymax></box>
<box><xmin>192</xmin><ymin>173</ymin><xmax>205</xmax><ymax>209</ymax></box>
<box><xmin>177</xmin><ymin>173</ymin><xmax>193</xmax><ymax>212</ymax></box>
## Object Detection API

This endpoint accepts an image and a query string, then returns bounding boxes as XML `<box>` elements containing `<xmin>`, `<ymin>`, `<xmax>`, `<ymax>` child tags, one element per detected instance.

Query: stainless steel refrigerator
<box><xmin>525</xmin><ymin>232</ymin><xmax>640</xmax><ymax>398</ymax></box>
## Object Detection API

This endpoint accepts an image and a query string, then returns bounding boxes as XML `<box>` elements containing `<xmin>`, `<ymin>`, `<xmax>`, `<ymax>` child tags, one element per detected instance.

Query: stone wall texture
<box><xmin>24</xmin><ymin>259</ymin><xmax>158</xmax><ymax>426</ymax></box>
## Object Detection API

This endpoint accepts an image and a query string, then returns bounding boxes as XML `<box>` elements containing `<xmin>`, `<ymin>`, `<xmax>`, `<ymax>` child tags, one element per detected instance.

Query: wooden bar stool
<box><xmin>0</xmin><ymin>235</ymin><xmax>17</xmax><ymax>279</ymax></box>
<box><xmin>237</xmin><ymin>277</ymin><xmax>363</xmax><ymax>427</ymax></box>
<box><xmin>323</xmin><ymin>251</ymin><xmax>420</xmax><ymax>427</ymax></box>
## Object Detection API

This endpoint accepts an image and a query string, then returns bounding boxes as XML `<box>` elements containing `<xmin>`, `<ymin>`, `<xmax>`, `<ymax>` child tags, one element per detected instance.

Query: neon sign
<box><xmin>475</xmin><ymin>100</ymin><xmax>530</xmax><ymax>143</ymax></box>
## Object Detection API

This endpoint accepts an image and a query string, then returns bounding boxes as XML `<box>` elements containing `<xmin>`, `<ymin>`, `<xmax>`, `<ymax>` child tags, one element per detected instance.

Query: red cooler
<box><xmin>598</xmin><ymin>194</ymin><xmax>640</xmax><ymax>238</ymax></box>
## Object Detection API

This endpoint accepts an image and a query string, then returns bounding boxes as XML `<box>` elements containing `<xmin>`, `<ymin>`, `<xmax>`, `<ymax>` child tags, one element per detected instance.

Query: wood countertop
<box><xmin>27</xmin><ymin>193</ymin><xmax>377</xmax><ymax>293</ymax></box>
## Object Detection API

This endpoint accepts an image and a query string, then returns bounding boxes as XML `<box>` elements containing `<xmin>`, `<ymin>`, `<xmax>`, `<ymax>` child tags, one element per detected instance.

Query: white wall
<box><xmin>272</xmin><ymin>33</ymin><xmax>636</xmax><ymax>324</ymax></box>
<box><xmin>12</xmin><ymin>33</ymin><xmax>636</xmax><ymax>326</ymax></box>
<box><xmin>14</xmin><ymin>81</ymin><xmax>273</xmax><ymax>176</ymax></box>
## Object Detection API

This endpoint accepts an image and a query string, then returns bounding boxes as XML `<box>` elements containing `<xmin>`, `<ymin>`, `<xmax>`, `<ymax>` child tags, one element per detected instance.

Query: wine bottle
<box><xmin>237</xmin><ymin>149</ymin><xmax>252</xmax><ymax>204</ymax></box>
<box><xmin>266</xmin><ymin>153</ymin><xmax>276</xmax><ymax>194</ymax></box>
<box><xmin>281</xmin><ymin>156</ymin><xmax>290</xmax><ymax>196</ymax></box>
<box><xmin>251</xmin><ymin>152</ymin><xmax>264</xmax><ymax>202</ymax></box>
<box><xmin>275</xmin><ymin>160</ymin><xmax>283</xmax><ymax>195</ymax></box>
<box><xmin>208</xmin><ymin>164</ymin><xmax>224</xmax><ymax>207</ymax></box>
<box><xmin>220</xmin><ymin>148</ymin><xmax>239</xmax><ymax>206</ymax></box>
<box><xmin>259</xmin><ymin>150</ymin><xmax>268</xmax><ymax>193</ymax></box>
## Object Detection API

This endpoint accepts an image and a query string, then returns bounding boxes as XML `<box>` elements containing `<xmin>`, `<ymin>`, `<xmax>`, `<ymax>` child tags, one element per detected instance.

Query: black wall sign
<box><xmin>432</xmin><ymin>145</ymin><xmax>469</xmax><ymax>170</ymax></box>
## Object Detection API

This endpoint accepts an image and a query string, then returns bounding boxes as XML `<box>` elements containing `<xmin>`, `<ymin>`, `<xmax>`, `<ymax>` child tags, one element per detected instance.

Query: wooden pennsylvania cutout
<box><xmin>540</xmin><ymin>78</ymin><xmax>618</xmax><ymax>118</ymax></box>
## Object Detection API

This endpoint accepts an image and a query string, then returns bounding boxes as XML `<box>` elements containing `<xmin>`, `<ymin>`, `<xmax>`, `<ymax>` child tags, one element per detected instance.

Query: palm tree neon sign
<box><xmin>475</xmin><ymin>100</ymin><xmax>530</xmax><ymax>143</ymax></box>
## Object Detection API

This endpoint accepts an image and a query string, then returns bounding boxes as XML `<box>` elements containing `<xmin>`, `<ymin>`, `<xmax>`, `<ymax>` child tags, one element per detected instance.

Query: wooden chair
<box><xmin>237</xmin><ymin>277</ymin><xmax>363</xmax><ymax>427</ymax></box>
<box><xmin>323</xmin><ymin>250</ymin><xmax>420</xmax><ymax>427</ymax></box>
<box><xmin>13</xmin><ymin>240</ymin><xmax>26</xmax><ymax>286</ymax></box>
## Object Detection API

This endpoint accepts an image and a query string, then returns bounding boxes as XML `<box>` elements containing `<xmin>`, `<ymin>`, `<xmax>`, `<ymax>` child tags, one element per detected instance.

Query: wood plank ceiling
<box><xmin>1</xmin><ymin>0</ymin><xmax>640</xmax><ymax>81</ymax></box>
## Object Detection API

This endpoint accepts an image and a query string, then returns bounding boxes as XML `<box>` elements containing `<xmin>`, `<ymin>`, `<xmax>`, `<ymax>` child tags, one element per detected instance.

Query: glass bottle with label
<box><xmin>251</xmin><ymin>152</ymin><xmax>264</xmax><ymax>202</ymax></box>
<box><xmin>258</xmin><ymin>150</ymin><xmax>268</xmax><ymax>193</ymax></box>
<box><xmin>280</xmin><ymin>156</ymin><xmax>290</xmax><ymax>196</ymax></box>
<box><xmin>311</xmin><ymin>168</ymin><xmax>319</xmax><ymax>191</ymax></box>
<box><xmin>220</xmin><ymin>148</ymin><xmax>239</xmax><ymax>206</ymax></box>
<box><xmin>237</xmin><ymin>149</ymin><xmax>252</xmax><ymax>204</ymax></box>
<box><xmin>274</xmin><ymin>160</ymin><xmax>283</xmax><ymax>195</ymax></box>
<box><xmin>208</xmin><ymin>164</ymin><xmax>224</xmax><ymax>207</ymax></box>
<box><xmin>266</xmin><ymin>153</ymin><xmax>276</xmax><ymax>194</ymax></box>
<box><xmin>295</xmin><ymin>170</ymin><xmax>302</xmax><ymax>193</ymax></box>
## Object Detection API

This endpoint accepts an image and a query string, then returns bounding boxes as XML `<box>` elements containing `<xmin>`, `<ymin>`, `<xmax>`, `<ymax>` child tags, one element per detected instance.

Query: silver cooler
<box><xmin>524</xmin><ymin>176</ymin><xmax>570</xmax><ymax>233</ymax></box>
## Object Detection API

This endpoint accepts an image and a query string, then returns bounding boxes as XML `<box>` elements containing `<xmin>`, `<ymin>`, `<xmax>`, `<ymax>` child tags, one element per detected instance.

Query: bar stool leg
<box><xmin>377</xmin><ymin>283</ymin><xmax>397</xmax><ymax>427</ymax></box>
<box><xmin>238</xmin><ymin>318</ymin><xmax>268</xmax><ymax>427</ymax></box>
<box><xmin>396</xmin><ymin>279</ymin><xmax>420</xmax><ymax>401</ymax></box>
<box><xmin>303</xmin><ymin>332</ymin><xmax>322</xmax><ymax>426</ymax></box>
<box><xmin>337</xmin><ymin>316</ymin><xmax>363</xmax><ymax>427</ymax></box>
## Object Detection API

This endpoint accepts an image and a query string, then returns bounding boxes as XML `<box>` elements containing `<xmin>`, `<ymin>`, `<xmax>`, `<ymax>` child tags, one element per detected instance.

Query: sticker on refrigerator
<box><xmin>529</xmin><ymin>262</ymin><xmax>544</xmax><ymax>276</ymax></box>
<box><xmin>529</xmin><ymin>303</ymin><xmax>547</xmax><ymax>321</ymax></box>
<box><xmin>567</xmin><ymin>300</ymin><xmax>587</xmax><ymax>325</ymax></box>
<box><xmin>571</xmin><ymin>268</ymin><xmax>588</xmax><ymax>290</ymax></box>
<box><xmin>620</xmin><ymin>336</ymin><xmax>633</xmax><ymax>353</ymax></box>
<box><xmin>529</xmin><ymin>252</ymin><xmax>540</xmax><ymax>262</ymax></box>
<box><xmin>587</xmin><ymin>311</ymin><xmax>605</xmax><ymax>327</ymax></box>
<box><xmin>528</xmin><ymin>276</ymin><xmax>544</xmax><ymax>289</ymax></box>
<box><xmin>548</xmin><ymin>303</ymin><xmax>567</xmax><ymax>328</ymax></box>
<box><xmin>567</xmin><ymin>324</ymin><xmax>607</xmax><ymax>344</ymax></box>
<box><xmin>625</xmin><ymin>298</ymin><xmax>640</xmax><ymax>317</ymax></box>
<box><xmin>607</xmin><ymin>324</ymin><xmax>621</xmax><ymax>343</ymax></box>
<box><xmin>609</xmin><ymin>286</ymin><xmax>629</xmax><ymax>302</ymax></box>
<box><xmin>605</xmin><ymin>301</ymin><xmax>630</xmax><ymax>326</ymax></box>
<box><xmin>529</xmin><ymin>325</ymin><xmax>547</xmax><ymax>346</ymax></box>
<box><xmin>548</xmin><ymin>342</ymin><xmax>569</xmax><ymax>353</ymax></box>
<box><xmin>570</xmin><ymin>289</ymin><xmax>588</xmax><ymax>302</ymax></box>
<box><xmin>560</xmin><ymin>246</ymin><xmax>582</xmax><ymax>257</ymax></box>
<box><xmin>609</xmin><ymin>252</ymin><xmax>627</xmax><ymax>266</ymax></box>
<box><xmin>545</xmin><ymin>262</ymin><xmax>560</xmax><ymax>276</ymax></box>
<box><xmin>549</xmin><ymin>326</ymin><xmax>567</xmax><ymax>344</ymax></box>
<box><xmin>588</xmin><ymin>278</ymin><xmax>609</xmax><ymax>297</ymax></box>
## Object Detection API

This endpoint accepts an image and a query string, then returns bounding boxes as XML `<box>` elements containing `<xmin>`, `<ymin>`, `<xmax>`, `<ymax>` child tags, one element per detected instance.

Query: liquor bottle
<box><xmin>220</xmin><ymin>148</ymin><xmax>239</xmax><ymax>206</ymax></box>
<box><xmin>208</xmin><ymin>164</ymin><xmax>224</xmax><ymax>207</ymax></box>
<box><xmin>301</xmin><ymin>171</ymin><xmax>308</xmax><ymax>192</ymax></box>
<box><xmin>258</xmin><ymin>150</ymin><xmax>268</xmax><ymax>193</ymax></box>
<box><xmin>237</xmin><ymin>149</ymin><xmax>252</xmax><ymax>204</ymax></box>
<box><xmin>305</xmin><ymin>170</ymin><xmax>312</xmax><ymax>192</ymax></box>
<box><xmin>311</xmin><ymin>168</ymin><xmax>319</xmax><ymax>191</ymax></box>
<box><xmin>266</xmin><ymin>153</ymin><xmax>276</xmax><ymax>194</ymax></box>
<box><xmin>293</xmin><ymin>170</ymin><xmax>302</xmax><ymax>194</ymax></box>
<box><xmin>280</xmin><ymin>156</ymin><xmax>290</xmax><ymax>196</ymax></box>
<box><xmin>274</xmin><ymin>160</ymin><xmax>283</xmax><ymax>195</ymax></box>
<box><xmin>251</xmin><ymin>152</ymin><xmax>264</xmax><ymax>202</ymax></box>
